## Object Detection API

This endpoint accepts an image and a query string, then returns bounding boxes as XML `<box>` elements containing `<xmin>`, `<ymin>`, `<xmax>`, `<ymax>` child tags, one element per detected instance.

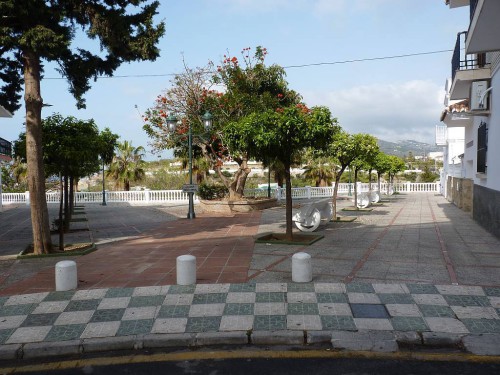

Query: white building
<box><xmin>440</xmin><ymin>0</ymin><xmax>500</xmax><ymax>237</ymax></box>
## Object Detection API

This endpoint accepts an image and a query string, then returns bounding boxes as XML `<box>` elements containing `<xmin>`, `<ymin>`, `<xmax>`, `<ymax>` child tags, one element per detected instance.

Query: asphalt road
<box><xmin>4</xmin><ymin>352</ymin><xmax>500</xmax><ymax>375</ymax></box>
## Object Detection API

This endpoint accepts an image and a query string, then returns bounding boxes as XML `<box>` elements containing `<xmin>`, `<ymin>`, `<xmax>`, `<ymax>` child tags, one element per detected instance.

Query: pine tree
<box><xmin>0</xmin><ymin>1</ymin><xmax>164</xmax><ymax>254</ymax></box>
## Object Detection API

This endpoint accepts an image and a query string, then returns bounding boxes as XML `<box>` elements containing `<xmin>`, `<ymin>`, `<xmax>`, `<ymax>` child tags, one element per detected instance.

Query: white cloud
<box><xmin>302</xmin><ymin>80</ymin><xmax>444</xmax><ymax>144</ymax></box>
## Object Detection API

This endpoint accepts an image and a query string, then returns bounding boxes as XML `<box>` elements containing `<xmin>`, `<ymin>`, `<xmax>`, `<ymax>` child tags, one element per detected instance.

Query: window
<box><xmin>477</xmin><ymin>121</ymin><xmax>487</xmax><ymax>173</ymax></box>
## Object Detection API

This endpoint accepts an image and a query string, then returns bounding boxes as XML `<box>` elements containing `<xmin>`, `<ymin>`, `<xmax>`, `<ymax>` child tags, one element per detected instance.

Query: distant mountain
<box><xmin>378</xmin><ymin>139</ymin><xmax>441</xmax><ymax>158</ymax></box>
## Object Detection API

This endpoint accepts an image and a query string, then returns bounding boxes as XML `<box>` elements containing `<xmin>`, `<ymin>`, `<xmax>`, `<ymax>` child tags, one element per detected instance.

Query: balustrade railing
<box><xmin>1</xmin><ymin>182</ymin><xmax>440</xmax><ymax>206</ymax></box>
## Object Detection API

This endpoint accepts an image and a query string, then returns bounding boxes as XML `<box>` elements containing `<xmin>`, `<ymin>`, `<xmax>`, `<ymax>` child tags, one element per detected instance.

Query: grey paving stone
<box><xmin>394</xmin><ymin>331</ymin><xmax>422</xmax><ymax>346</ymax></box>
<box><xmin>43</xmin><ymin>291</ymin><xmax>75</xmax><ymax>302</ymax></box>
<box><xmin>219</xmin><ymin>315</ymin><xmax>253</xmax><ymax>331</ymax></box>
<box><xmin>378</xmin><ymin>294</ymin><xmax>414</xmax><ymax>304</ymax></box>
<box><xmin>7</xmin><ymin>326</ymin><xmax>51</xmax><ymax>344</ymax></box>
<box><xmin>463</xmin><ymin>334</ymin><xmax>500</xmax><ymax>355</ymax></box>
<box><xmin>354</xmin><ymin>318</ymin><xmax>393</xmax><ymax>331</ymax></box>
<box><xmin>287</xmin><ymin>292</ymin><xmax>317</xmax><ymax>303</ymax></box>
<box><xmin>316</xmin><ymin>293</ymin><xmax>347</xmax><ymax>304</ymax></box>
<box><xmin>287</xmin><ymin>303</ymin><xmax>319</xmax><ymax>315</ymax></box>
<box><xmin>424</xmin><ymin>317</ymin><xmax>469</xmax><ymax>334</ymax></box>
<box><xmin>0</xmin><ymin>344</ymin><xmax>22</xmax><ymax>360</ymax></box>
<box><xmin>287</xmin><ymin>315</ymin><xmax>322</xmax><ymax>330</ymax></box>
<box><xmin>157</xmin><ymin>305</ymin><xmax>190</xmax><ymax>318</ymax></box>
<box><xmin>226</xmin><ymin>292</ymin><xmax>256</xmax><ymax>303</ymax></box>
<box><xmin>20</xmin><ymin>313</ymin><xmax>60</xmax><ymax>327</ymax></box>
<box><xmin>287</xmin><ymin>283</ymin><xmax>315</xmax><ymax>292</ymax></box>
<box><xmin>151</xmin><ymin>318</ymin><xmax>187</xmax><ymax>334</ymax></box>
<box><xmin>251</xmin><ymin>330</ymin><xmax>304</xmax><ymax>345</ymax></box>
<box><xmin>484</xmin><ymin>288</ymin><xmax>500</xmax><ymax>297</ymax></box>
<box><xmin>223</xmin><ymin>303</ymin><xmax>254</xmax><ymax>316</ymax></box>
<box><xmin>22</xmin><ymin>340</ymin><xmax>82</xmax><ymax>359</ymax></box>
<box><xmin>33</xmin><ymin>301</ymin><xmax>69</xmax><ymax>314</ymax></box>
<box><xmin>142</xmin><ymin>333</ymin><xmax>196</xmax><ymax>348</ymax></box>
<box><xmin>64</xmin><ymin>299</ymin><xmax>101</xmax><ymax>312</ymax></box>
<box><xmin>331</xmin><ymin>331</ymin><xmax>397</xmax><ymax>352</ymax></box>
<box><xmin>422</xmin><ymin>332</ymin><xmax>463</xmax><ymax>347</ymax></box>
<box><xmin>194</xmin><ymin>331</ymin><xmax>248</xmax><ymax>346</ymax></box>
<box><xmin>83</xmin><ymin>335</ymin><xmax>139</xmax><ymax>352</ymax></box>
<box><xmin>195</xmin><ymin>284</ymin><xmax>231</xmax><ymax>294</ymax></box>
<box><xmin>0</xmin><ymin>329</ymin><xmax>15</xmax><ymax>344</ymax></box>
<box><xmin>5</xmin><ymin>293</ymin><xmax>48</xmax><ymax>306</ymax></box>
<box><xmin>351</xmin><ymin>304</ymin><xmax>389</xmax><ymax>319</ymax></box>
<box><xmin>168</xmin><ymin>285</ymin><xmax>196</xmax><ymax>294</ymax></box>
<box><xmin>0</xmin><ymin>304</ymin><xmax>36</xmax><ymax>317</ymax></box>
<box><xmin>192</xmin><ymin>293</ymin><xmax>227</xmax><ymax>305</ymax></box>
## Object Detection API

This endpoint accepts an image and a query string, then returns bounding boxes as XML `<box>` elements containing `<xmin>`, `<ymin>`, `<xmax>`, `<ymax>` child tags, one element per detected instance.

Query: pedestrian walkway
<box><xmin>1</xmin><ymin>193</ymin><xmax>500</xmax><ymax>360</ymax></box>
<box><xmin>0</xmin><ymin>281</ymin><xmax>499</xmax><ymax>358</ymax></box>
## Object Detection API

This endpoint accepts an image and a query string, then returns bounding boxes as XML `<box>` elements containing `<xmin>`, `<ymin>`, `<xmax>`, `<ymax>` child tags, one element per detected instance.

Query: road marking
<box><xmin>2</xmin><ymin>349</ymin><xmax>500</xmax><ymax>373</ymax></box>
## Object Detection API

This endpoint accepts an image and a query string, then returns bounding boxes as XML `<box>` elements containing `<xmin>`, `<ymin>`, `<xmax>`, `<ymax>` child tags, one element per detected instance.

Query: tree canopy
<box><xmin>0</xmin><ymin>0</ymin><xmax>164</xmax><ymax>254</ymax></box>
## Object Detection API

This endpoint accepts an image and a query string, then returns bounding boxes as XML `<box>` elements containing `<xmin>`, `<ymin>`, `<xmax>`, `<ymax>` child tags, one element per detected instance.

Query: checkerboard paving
<box><xmin>0</xmin><ymin>283</ymin><xmax>499</xmax><ymax>345</ymax></box>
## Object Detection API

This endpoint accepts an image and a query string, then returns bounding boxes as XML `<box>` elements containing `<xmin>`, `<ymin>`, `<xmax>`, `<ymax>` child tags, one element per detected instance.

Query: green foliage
<box><xmin>107</xmin><ymin>140</ymin><xmax>146</xmax><ymax>191</ymax></box>
<box><xmin>198</xmin><ymin>183</ymin><xmax>228</xmax><ymax>200</ymax></box>
<box><xmin>143</xmin><ymin>169</ymin><xmax>187</xmax><ymax>190</ymax></box>
<box><xmin>0</xmin><ymin>0</ymin><xmax>165</xmax><ymax>111</ymax></box>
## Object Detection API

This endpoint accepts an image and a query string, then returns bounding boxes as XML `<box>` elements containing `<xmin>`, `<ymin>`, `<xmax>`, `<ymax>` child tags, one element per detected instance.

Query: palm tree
<box><xmin>107</xmin><ymin>141</ymin><xmax>146</xmax><ymax>191</ymax></box>
<box><xmin>302</xmin><ymin>156</ymin><xmax>335</xmax><ymax>187</ymax></box>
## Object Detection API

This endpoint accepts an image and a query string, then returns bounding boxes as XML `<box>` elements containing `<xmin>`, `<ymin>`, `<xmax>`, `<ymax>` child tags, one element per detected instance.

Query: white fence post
<box><xmin>306</xmin><ymin>186</ymin><xmax>311</xmax><ymax>199</ymax></box>
<box><xmin>144</xmin><ymin>189</ymin><xmax>150</xmax><ymax>203</ymax></box>
<box><xmin>25</xmin><ymin>191</ymin><xmax>30</xmax><ymax>206</ymax></box>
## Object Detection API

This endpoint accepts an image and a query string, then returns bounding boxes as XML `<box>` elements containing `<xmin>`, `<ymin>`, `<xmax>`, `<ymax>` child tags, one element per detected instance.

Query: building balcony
<box><xmin>450</xmin><ymin>31</ymin><xmax>491</xmax><ymax>100</ymax></box>
<box><xmin>466</xmin><ymin>0</ymin><xmax>500</xmax><ymax>54</ymax></box>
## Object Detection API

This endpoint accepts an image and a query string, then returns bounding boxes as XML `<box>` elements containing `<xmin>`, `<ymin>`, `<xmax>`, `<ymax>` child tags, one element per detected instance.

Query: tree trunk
<box><xmin>218</xmin><ymin>157</ymin><xmax>250</xmax><ymax>200</ymax></box>
<box><xmin>331</xmin><ymin>166</ymin><xmax>346</xmax><ymax>221</ymax></box>
<box><xmin>64</xmin><ymin>175</ymin><xmax>70</xmax><ymax>232</ymax></box>
<box><xmin>69</xmin><ymin>176</ymin><xmax>75</xmax><ymax>214</ymax></box>
<box><xmin>58</xmin><ymin>173</ymin><xmax>64</xmax><ymax>251</ymax></box>
<box><xmin>377</xmin><ymin>172</ymin><xmax>382</xmax><ymax>195</ymax></box>
<box><xmin>23</xmin><ymin>50</ymin><xmax>53</xmax><ymax>254</ymax></box>
<box><xmin>284</xmin><ymin>163</ymin><xmax>293</xmax><ymax>241</ymax></box>
<box><xmin>354</xmin><ymin>168</ymin><xmax>359</xmax><ymax>208</ymax></box>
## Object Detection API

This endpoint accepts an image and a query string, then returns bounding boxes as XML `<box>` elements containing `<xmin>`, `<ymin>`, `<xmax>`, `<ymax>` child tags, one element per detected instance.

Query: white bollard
<box><xmin>55</xmin><ymin>260</ymin><xmax>78</xmax><ymax>291</ymax></box>
<box><xmin>292</xmin><ymin>252</ymin><xmax>312</xmax><ymax>282</ymax></box>
<box><xmin>176</xmin><ymin>255</ymin><xmax>196</xmax><ymax>285</ymax></box>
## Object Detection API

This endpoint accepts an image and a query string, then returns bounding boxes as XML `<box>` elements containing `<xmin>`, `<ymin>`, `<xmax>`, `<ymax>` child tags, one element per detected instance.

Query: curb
<box><xmin>2</xmin><ymin>331</ymin><xmax>500</xmax><ymax>362</ymax></box>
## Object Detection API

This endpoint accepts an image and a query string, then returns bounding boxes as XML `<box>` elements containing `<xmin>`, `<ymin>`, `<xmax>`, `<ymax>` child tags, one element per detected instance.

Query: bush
<box><xmin>198</xmin><ymin>183</ymin><xmax>228</xmax><ymax>200</ymax></box>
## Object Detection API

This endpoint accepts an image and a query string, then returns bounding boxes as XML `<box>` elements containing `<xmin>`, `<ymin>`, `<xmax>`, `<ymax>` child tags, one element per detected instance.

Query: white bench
<box><xmin>292</xmin><ymin>198</ymin><xmax>333</xmax><ymax>232</ymax></box>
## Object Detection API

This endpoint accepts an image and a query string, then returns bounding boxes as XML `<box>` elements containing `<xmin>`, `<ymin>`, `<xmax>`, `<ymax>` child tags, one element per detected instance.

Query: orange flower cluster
<box><xmin>296</xmin><ymin>103</ymin><xmax>310</xmax><ymax>114</ymax></box>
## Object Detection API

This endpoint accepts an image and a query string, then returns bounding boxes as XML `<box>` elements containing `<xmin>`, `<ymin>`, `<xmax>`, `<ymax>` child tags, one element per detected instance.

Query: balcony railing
<box><xmin>451</xmin><ymin>31</ymin><xmax>488</xmax><ymax>82</ymax></box>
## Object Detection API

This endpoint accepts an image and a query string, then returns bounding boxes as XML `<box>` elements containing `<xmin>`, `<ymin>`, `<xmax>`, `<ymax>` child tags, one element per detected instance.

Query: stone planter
<box><xmin>199</xmin><ymin>197</ymin><xmax>277</xmax><ymax>214</ymax></box>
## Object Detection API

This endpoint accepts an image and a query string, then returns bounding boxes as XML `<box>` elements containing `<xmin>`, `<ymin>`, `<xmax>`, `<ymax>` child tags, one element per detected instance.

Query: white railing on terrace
<box><xmin>1</xmin><ymin>182</ymin><xmax>440</xmax><ymax>206</ymax></box>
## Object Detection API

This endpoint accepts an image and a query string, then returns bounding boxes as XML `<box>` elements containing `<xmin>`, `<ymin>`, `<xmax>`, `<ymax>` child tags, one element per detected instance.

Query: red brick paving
<box><xmin>0</xmin><ymin>212</ymin><xmax>261</xmax><ymax>296</ymax></box>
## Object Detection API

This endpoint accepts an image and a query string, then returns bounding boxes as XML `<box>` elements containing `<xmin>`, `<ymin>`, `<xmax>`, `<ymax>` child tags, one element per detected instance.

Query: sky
<box><xmin>1</xmin><ymin>0</ymin><xmax>470</xmax><ymax>160</ymax></box>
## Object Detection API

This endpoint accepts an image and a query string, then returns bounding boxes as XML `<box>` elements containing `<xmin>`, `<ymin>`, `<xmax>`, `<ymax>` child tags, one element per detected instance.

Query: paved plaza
<box><xmin>0</xmin><ymin>193</ymin><xmax>499</xmax><ymax>359</ymax></box>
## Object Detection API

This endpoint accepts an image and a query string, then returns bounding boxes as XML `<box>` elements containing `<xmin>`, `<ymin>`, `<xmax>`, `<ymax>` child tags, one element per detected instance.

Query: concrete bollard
<box><xmin>55</xmin><ymin>260</ymin><xmax>78</xmax><ymax>291</ymax></box>
<box><xmin>176</xmin><ymin>255</ymin><xmax>196</xmax><ymax>285</ymax></box>
<box><xmin>292</xmin><ymin>252</ymin><xmax>312</xmax><ymax>282</ymax></box>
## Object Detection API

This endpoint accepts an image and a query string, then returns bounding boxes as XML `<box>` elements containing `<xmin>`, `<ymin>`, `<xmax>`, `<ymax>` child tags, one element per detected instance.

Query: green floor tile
<box><xmin>0</xmin><ymin>304</ymin><xmax>36</xmax><ymax>317</ymax></box>
<box><xmin>65</xmin><ymin>299</ymin><xmax>101</xmax><ymax>312</ymax></box>
<box><xmin>444</xmin><ymin>295</ymin><xmax>491</xmax><ymax>307</ymax></box>
<box><xmin>418</xmin><ymin>304</ymin><xmax>455</xmax><ymax>318</ymax></box>
<box><xmin>378</xmin><ymin>294</ymin><xmax>414</xmax><ymax>304</ymax></box>
<box><xmin>229</xmin><ymin>283</ymin><xmax>256</xmax><ymax>292</ymax></box>
<box><xmin>484</xmin><ymin>288</ymin><xmax>500</xmax><ymax>297</ymax></box>
<box><xmin>316</xmin><ymin>293</ymin><xmax>347</xmax><ymax>303</ymax></box>
<box><xmin>255</xmin><ymin>292</ymin><xmax>285</xmax><ymax>303</ymax></box>
<box><xmin>0</xmin><ymin>329</ymin><xmax>15</xmax><ymax>344</ymax></box>
<box><xmin>168</xmin><ymin>285</ymin><xmax>196</xmax><ymax>294</ymax></box>
<box><xmin>90</xmin><ymin>308</ymin><xmax>125</xmax><ymax>322</ymax></box>
<box><xmin>45</xmin><ymin>324</ymin><xmax>86</xmax><ymax>342</ymax></box>
<box><xmin>0</xmin><ymin>297</ymin><xmax>9</xmax><ymax>308</ymax></box>
<box><xmin>320</xmin><ymin>315</ymin><xmax>356</xmax><ymax>330</ymax></box>
<box><xmin>157</xmin><ymin>305</ymin><xmax>190</xmax><ymax>318</ymax></box>
<box><xmin>224</xmin><ymin>303</ymin><xmax>254</xmax><ymax>315</ymax></box>
<box><xmin>21</xmin><ymin>313</ymin><xmax>59</xmax><ymax>327</ymax></box>
<box><xmin>104</xmin><ymin>288</ymin><xmax>134</xmax><ymax>298</ymax></box>
<box><xmin>192</xmin><ymin>293</ymin><xmax>227</xmax><ymax>305</ymax></box>
<box><xmin>461</xmin><ymin>319</ymin><xmax>500</xmax><ymax>333</ymax></box>
<box><xmin>287</xmin><ymin>283</ymin><xmax>315</xmax><ymax>292</ymax></box>
<box><xmin>43</xmin><ymin>291</ymin><xmax>75</xmax><ymax>302</ymax></box>
<box><xmin>287</xmin><ymin>303</ymin><xmax>319</xmax><ymax>315</ymax></box>
<box><xmin>185</xmin><ymin>317</ymin><xmax>221</xmax><ymax>332</ymax></box>
<box><xmin>128</xmin><ymin>295</ymin><xmax>165</xmax><ymax>308</ymax></box>
<box><xmin>346</xmin><ymin>283</ymin><xmax>375</xmax><ymax>293</ymax></box>
<box><xmin>117</xmin><ymin>319</ymin><xmax>154</xmax><ymax>336</ymax></box>
<box><xmin>391</xmin><ymin>317</ymin><xmax>429</xmax><ymax>332</ymax></box>
<box><xmin>406</xmin><ymin>284</ymin><xmax>439</xmax><ymax>294</ymax></box>
<box><xmin>253</xmin><ymin>315</ymin><xmax>286</xmax><ymax>331</ymax></box>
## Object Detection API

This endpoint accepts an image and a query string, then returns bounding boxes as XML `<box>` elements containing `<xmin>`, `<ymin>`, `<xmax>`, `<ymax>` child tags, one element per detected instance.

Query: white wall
<box><xmin>484</xmin><ymin>66</ymin><xmax>500</xmax><ymax>189</ymax></box>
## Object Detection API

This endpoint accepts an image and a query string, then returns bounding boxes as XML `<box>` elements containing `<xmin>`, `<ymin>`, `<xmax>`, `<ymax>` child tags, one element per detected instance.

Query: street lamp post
<box><xmin>101</xmin><ymin>160</ymin><xmax>106</xmax><ymax>206</ymax></box>
<box><xmin>166</xmin><ymin>111</ymin><xmax>212</xmax><ymax>219</ymax></box>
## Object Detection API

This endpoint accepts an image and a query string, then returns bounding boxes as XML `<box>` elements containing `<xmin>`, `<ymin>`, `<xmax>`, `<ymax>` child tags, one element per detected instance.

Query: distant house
<box><xmin>0</xmin><ymin>105</ymin><xmax>13</xmax><ymax>163</ymax></box>
<box><xmin>440</xmin><ymin>0</ymin><xmax>500</xmax><ymax>237</ymax></box>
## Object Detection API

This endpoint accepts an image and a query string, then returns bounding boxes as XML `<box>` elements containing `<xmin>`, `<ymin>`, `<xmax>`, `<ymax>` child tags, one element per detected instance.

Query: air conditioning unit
<box><xmin>470</xmin><ymin>81</ymin><xmax>489</xmax><ymax>110</ymax></box>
